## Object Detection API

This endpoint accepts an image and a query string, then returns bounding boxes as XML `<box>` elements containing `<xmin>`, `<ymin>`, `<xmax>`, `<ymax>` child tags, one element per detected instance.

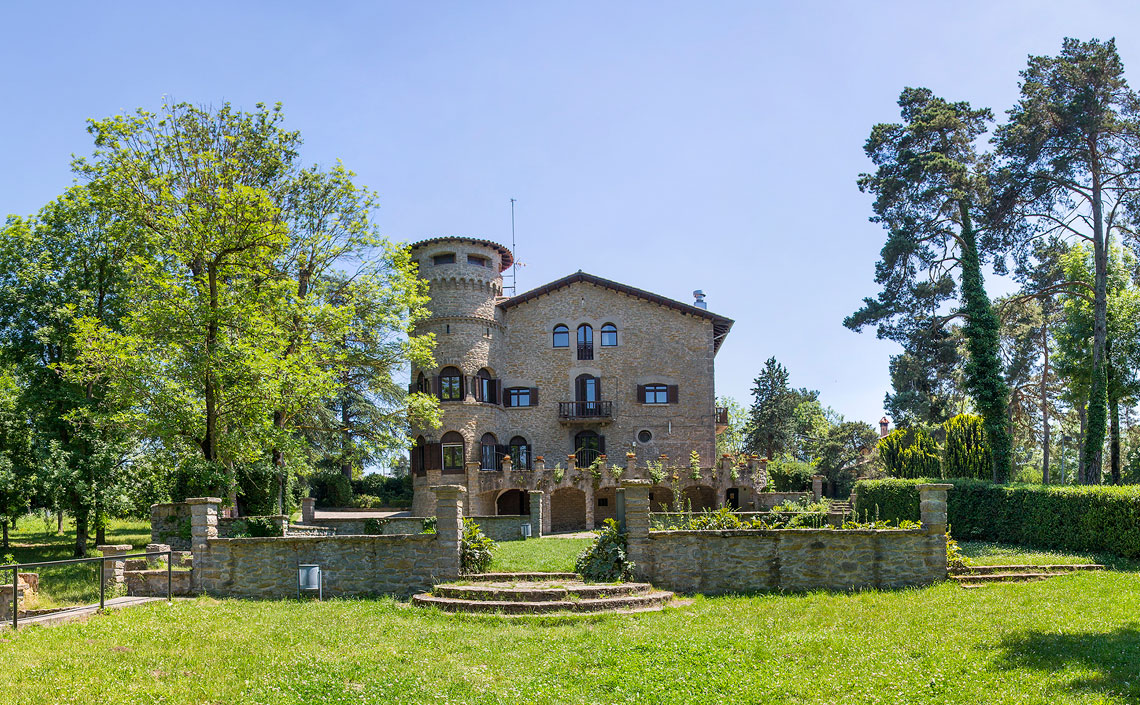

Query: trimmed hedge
<box><xmin>854</xmin><ymin>478</ymin><xmax>1140</xmax><ymax>559</ymax></box>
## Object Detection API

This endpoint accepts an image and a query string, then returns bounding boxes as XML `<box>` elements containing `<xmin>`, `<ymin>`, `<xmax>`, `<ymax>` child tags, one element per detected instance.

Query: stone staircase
<box><xmin>412</xmin><ymin>572</ymin><xmax>676</xmax><ymax>615</ymax></box>
<box><xmin>951</xmin><ymin>563</ymin><xmax>1104</xmax><ymax>588</ymax></box>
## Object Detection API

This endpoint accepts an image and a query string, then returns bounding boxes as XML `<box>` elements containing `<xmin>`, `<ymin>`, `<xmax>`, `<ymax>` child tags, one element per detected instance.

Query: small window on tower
<box><xmin>433</xmin><ymin>253</ymin><xmax>456</xmax><ymax>265</ymax></box>
<box><xmin>468</xmin><ymin>254</ymin><xmax>489</xmax><ymax>267</ymax></box>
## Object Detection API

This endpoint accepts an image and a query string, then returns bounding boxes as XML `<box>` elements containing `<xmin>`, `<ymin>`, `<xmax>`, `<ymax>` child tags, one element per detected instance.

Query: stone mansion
<box><xmin>408</xmin><ymin>236</ymin><xmax>769</xmax><ymax>532</ymax></box>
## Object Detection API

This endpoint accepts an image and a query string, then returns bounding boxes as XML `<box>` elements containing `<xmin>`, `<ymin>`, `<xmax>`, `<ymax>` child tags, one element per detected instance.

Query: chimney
<box><xmin>879</xmin><ymin>417</ymin><xmax>890</xmax><ymax>438</ymax></box>
<box><xmin>693</xmin><ymin>290</ymin><xmax>707</xmax><ymax>310</ymax></box>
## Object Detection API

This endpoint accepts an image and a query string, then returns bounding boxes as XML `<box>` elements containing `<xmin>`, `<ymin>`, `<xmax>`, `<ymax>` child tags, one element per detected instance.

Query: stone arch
<box><xmin>550</xmin><ymin>487</ymin><xmax>587</xmax><ymax>532</ymax></box>
<box><xmin>648</xmin><ymin>486</ymin><xmax>674</xmax><ymax>513</ymax></box>
<box><xmin>681</xmin><ymin>485</ymin><xmax>716</xmax><ymax>512</ymax></box>
<box><xmin>496</xmin><ymin>489</ymin><xmax>530</xmax><ymax>516</ymax></box>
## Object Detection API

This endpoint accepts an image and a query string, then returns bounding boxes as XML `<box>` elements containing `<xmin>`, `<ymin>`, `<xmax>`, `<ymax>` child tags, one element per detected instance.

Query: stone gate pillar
<box><xmin>812</xmin><ymin>475</ymin><xmax>825</xmax><ymax>502</ymax></box>
<box><xmin>431</xmin><ymin>485</ymin><xmax>465</xmax><ymax>580</ymax></box>
<box><xmin>621</xmin><ymin>480</ymin><xmax>651</xmax><ymax>581</ymax></box>
<box><xmin>528</xmin><ymin>490</ymin><xmax>544</xmax><ymax>538</ymax></box>
<box><xmin>97</xmin><ymin>544</ymin><xmax>132</xmax><ymax>595</ymax></box>
<box><xmin>918</xmin><ymin>484</ymin><xmax>952</xmax><ymax>536</ymax></box>
<box><xmin>300</xmin><ymin>497</ymin><xmax>316</xmax><ymax>525</ymax></box>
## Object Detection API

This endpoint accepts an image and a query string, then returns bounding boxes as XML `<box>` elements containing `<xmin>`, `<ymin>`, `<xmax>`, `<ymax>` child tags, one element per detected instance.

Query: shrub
<box><xmin>575</xmin><ymin>518</ymin><xmax>635</xmax><ymax>582</ymax></box>
<box><xmin>878</xmin><ymin>427</ymin><xmax>940</xmax><ymax>479</ymax></box>
<box><xmin>766</xmin><ymin>456</ymin><xmax>814</xmax><ymax>491</ymax></box>
<box><xmin>420</xmin><ymin>517</ymin><xmax>437</xmax><ymax>534</ymax></box>
<box><xmin>229</xmin><ymin>516</ymin><xmax>280</xmax><ymax>538</ymax></box>
<box><xmin>854</xmin><ymin>478</ymin><xmax>1140</xmax><ymax>559</ymax></box>
<box><xmin>460</xmin><ymin>519</ymin><xmax>496</xmax><ymax>574</ymax></box>
<box><xmin>940</xmin><ymin>414</ymin><xmax>991</xmax><ymax>480</ymax></box>
<box><xmin>309</xmin><ymin>469</ymin><xmax>352</xmax><ymax>508</ymax></box>
<box><xmin>363</xmin><ymin>518</ymin><xmax>390</xmax><ymax>534</ymax></box>
<box><xmin>171</xmin><ymin>458</ymin><xmax>229</xmax><ymax>502</ymax></box>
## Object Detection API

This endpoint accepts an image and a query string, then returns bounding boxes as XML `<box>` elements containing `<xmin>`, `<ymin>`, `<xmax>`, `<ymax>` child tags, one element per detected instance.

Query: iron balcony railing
<box><xmin>577</xmin><ymin>343</ymin><xmax>594</xmax><ymax>360</ymax></box>
<box><xmin>559</xmin><ymin>400</ymin><xmax>613</xmax><ymax>420</ymax></box>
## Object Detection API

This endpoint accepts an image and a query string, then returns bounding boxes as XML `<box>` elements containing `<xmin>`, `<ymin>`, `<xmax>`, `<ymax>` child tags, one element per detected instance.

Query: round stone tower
<box><xmin>408</xmin><ymin>237</ymin><xmax>513</xmax><ymax>516</ymax></box>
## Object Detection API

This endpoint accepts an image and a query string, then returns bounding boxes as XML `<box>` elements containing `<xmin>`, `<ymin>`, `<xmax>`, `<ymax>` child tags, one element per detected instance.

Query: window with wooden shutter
<box><xmin>424</xmin><ymin>442</ymin><xmax>442</xmax><ymax>471</ymax></box>
<box><xmin>636</xmin><ymin>384</ymin><xmax>645</xmax><ymax>402</ymax></box>
<box><xmin>667</xmin><ymin>385</ymin><xmax>679</xmax><ymax>404</ymax></box>
<box><xmin>530</xmin><ymin>387</ymin><xmax>539</xmax><ymax>405</ymax></box>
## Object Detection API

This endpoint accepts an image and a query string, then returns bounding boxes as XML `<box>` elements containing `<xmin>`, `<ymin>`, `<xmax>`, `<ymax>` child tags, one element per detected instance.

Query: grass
<box><xmin>960</xmin><ymin>540</ymin><xmax>1140</xmax><ymax>571</ymax></box>
<box><xmin>4</xmin><ymin>515</ymin><xmax>150</xmax><ymax>607</ymax></box>
<box><xmin>4</xmin><ymin>524</ymin><xmax>1140</xmax><ymax>702</ymax></box>
<box><xmin>489</xmin><ymin>536</ymin><xmax>592</xmax><ymax>573</ymax></box>
<box><xmin>2</xmin><ymin>572</ymin><xmax>1140</xmax><ymax>703</ymax></box>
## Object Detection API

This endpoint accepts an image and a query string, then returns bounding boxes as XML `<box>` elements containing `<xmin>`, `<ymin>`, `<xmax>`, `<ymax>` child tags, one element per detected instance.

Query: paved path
<box><xmin>4</xmin><ymin>596</ymin><xmax>173</xmax><ymax>630</ymax></box>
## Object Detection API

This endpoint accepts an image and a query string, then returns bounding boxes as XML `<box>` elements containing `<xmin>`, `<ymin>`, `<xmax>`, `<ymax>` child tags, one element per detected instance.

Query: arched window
<box><xmin>441</xmin><ymin>431</ymin><xmax>465</xmax><ymax>472</ymax></box>
<box><xmin>577</xmin><ymin>324</ymin><xmax>594</xmax><ymax>360</ymax></box>
<box><xmin>509</xmin><ymin>436</ymin><xmax>531</xmax><ymax>470</ymax></box>
<box><xmin>416</xmin><ymin>372</ymin><xmax>429</xmax><ymax>394</ymax></box>
<box><xmin>600</xmin><ymin>323</ymin><xmax>618</xmax><ymax>347</ymax></box>
<box><xmin>481</xmin><ymin>432</ymin><xmax>498</xmax><ymax>471</ymax></box>
<box><xmin>475</xmin><ymin>368</ymin><xmax>497</xmax><ymax>404</ymax></box>
<box><xmin>574</xmin><ymin>430</ymin><xmax>603</xmax><ymax>467</ymax></box>
<box><xmin>439</xmin><ymin>367</ymin><xmax>463</xmax><ymax>401</ymax></box>
<box><xmin>552</xmin><ymin>324</ymin><xmax>569</xmax><ymax>348</ymax></box>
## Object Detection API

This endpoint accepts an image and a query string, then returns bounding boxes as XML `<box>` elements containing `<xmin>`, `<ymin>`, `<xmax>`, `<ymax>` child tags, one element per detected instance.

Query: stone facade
<box><xmin>622</xmin><ymin>480</ymin><xmax>949</xmax><ymax>594</ymax></box>
<box><xmin>188</xmin><ymin>486</ymin><xmax>464</xmax><ymax>598</ymax></box>
<box><xmin>407</xmin><ymin>236</ymin><xmax>737</xmax><ymax>530</ymax></box>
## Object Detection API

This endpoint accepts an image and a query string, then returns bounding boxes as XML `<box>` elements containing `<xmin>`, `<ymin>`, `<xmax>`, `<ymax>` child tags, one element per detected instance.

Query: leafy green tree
<box><xmin>0</xmin><ymin>187</ymin><xmax>136</xmax><ymax>555</ymax></box>
<box><xmin>884</xmin><ymin>328</ymin><xmax>966</xmax><ymax>427</ymax></box>
<box><xmin>877</xmin><ymin>426</ymin><xmax>940</xmax><ymax>479</ymax></box>
<box><xmin>940</xmin><ymin>414</ymin><xmax>992</xmax><ymax>479</ymax></box>
<box><xmin>994</xmin><ymin>38</ymin><xmax>1140</xmax><ymax>483</ymax></box>
<box><xmin>0</xmin><ymin>368</ymin><xmax>32</xmax><ymax>549</ymax></box>
<box><xmin>847</xmin><ymin>87</ymin><xmax>1013</xmax><ymax>482</ymax></box>
<box><xmin>745</xmin><ymin>357</ymin><xmax>817</xmax><ymax>460</ymax></box>
<box><xmin>812</xmin><ymin>419</ymin><xmax>878</xmax><ymax>497</ymax></box>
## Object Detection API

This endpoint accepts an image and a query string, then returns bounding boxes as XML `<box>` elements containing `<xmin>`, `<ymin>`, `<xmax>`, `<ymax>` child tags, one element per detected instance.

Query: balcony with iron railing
<box><xmin>558</xmin><ymin>400</ymin><xmax>613</xmax><ymax>423</ymax></box>
<box><xmin>577</xmin><ymin>343</ymin><xmax>594</xmax><ymax>360</ymax></box>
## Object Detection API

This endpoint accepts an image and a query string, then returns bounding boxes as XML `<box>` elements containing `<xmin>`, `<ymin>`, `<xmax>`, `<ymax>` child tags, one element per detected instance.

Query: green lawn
<box><xmin>4</xmin><ymin>515</ymin><xmax>151</xmax><ymax>607</ymax></box>
<box><xmin>5</xmin><ymin>525</ymin><xmax>1140</xmax><ymax>703</ymax></box>
<box><xmin>489</xmin><ymin>536</ymin><xmax>592</xmax><ymax>573</ymax></box>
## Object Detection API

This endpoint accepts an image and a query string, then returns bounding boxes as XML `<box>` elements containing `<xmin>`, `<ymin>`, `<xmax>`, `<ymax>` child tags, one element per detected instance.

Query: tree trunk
<box><xmin>1083</xmin><ymin>170</ymin><xmax>1107</xmax><ymax>484</ymax></box>
<box><xmin>2</xmin><ymin>520</ymin><xmax>8</xmax><ymax>551</ymax></box>
<box><xmin>74</xmin><ymin>509</ymin><xmax>88</xmax><ymax>558</ymax></box>
<box><xmin>340</xmin><ymin>391</ymin><xmax>353</xmax><ymax>483</ymax></box>
<box><xmin>1110</xmin><ymin>394</ymin><xmax>1121</xmax><ymax>485</ymax></box>
<box><xmin>1041</xmin><ymin>316</ymin><xmax>1050</xmax><ymax>485</ymax></box>
<box><xmin>57</xmin><ymin>510</ymin><xmax>63</xmax><ymax>534</ymax></box>
<box><xmin>95</xmin><ymin>507</ymin><xmax>106</xmax><ymax>546</ymax></box>
<box><xmin>1078</xmin><ymin>404</ymin><xmax>1087</xmax><ymax>484</ymax></box>
<box><xmin>273</xmin><ymin>410</ymin><xmax>286</xmax><ymax>515</ymax></box>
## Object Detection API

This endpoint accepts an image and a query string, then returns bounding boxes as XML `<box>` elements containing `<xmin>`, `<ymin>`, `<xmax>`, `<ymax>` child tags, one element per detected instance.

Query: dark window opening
<box><xmin>601</xmin><ymin>323</ymin><xmax>617</xmax><ymax>347</ymax></box>
<box><xmin>597</xmin><ymin>498</ymin><xmax>609</xmax><ymax>507</ymax></box>
<box><xmin>439</xmin><ymin>367</ymin><xmax>463</xmax><ymax>401</ymax></box>
<box><xmin>467</xmin><ymin>254</ymin><xmax>489</xmax><ymax>267</ymax></box>
<box><xmin>481</xmin><ymin>433</ymin><xmax>498</xmax><ymax>470</ymax></box>
<box><xmin>433</xmin><ymin>253</ymin><xmax>456</xmax><ymax>265</ymax></box>
<box><xmin>643</xmin><ymin>384</ymin><xmax>669</xmax><ymax>404</ymax></box>
<box><xmin>506</xmin><ymin>387</ymin><xmax>534</xmax><ymax>407</ymax></box>
<box><xmin>577</xmin><ymin>324</ymin><xmax>593</xmax><ymax>360</ymax></box>
<box><xmin>509</xmin><ymin>436</ymin><xmax>532</xmax><ymax>470</ymax></box>
<box><xmin>441</xmin><ymin>431</ymin><xmax>465</xmax><ymax>472</ymax></box>
<box><xmin>475</xmin><ymin>369</ymin><xmax>497</xmax><ymax>404</ymax></box>
<box><xmin>574</xmin><ymin>430</ymin><xmax>603</xmax><ymax>467</ymax></box>
<box><xmin>553</xmin><ymin>325</ymin><xmax>569</xmax><ymax>348</ymax></box>
<box><xmin>638</xmin><ymin>429</ymin><xmax>652</xmax><ymax>443</ymax></box>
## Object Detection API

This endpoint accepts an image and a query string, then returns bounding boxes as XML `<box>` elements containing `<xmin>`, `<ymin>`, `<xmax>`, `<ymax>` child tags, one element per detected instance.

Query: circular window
<box><xmin>637</xmin><ymin>430</ymin><xmax>652</xmax><ymax>444</ymax></box>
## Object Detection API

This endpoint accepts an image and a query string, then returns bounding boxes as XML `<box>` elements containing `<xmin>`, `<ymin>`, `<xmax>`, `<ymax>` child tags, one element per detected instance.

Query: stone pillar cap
<box><xmin>917</xmin><ymin>483</ymin><xmax>954</xmax><ymax>490</ymax></box>
<box><xmin>185</xmin><ymin>497</ymin><xmax>223</xmax><ymax>505</ymax></box>
<box><xmin>527</xmin><ymin>489</ymin><xmax>545</xmax><ymax>496</ymax></box>
<box><xmin>429</xmin><ymin>484</ymin><xmax>467</xmax><ymax>494</ymax></box>
<box><xmin>96</xmin><ymin>544</ymin><xmax>133</xmax><ymax>551</ymax></box>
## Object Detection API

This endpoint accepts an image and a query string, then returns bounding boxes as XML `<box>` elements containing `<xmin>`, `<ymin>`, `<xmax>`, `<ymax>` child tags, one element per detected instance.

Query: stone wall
<box><xmin>189</xmin><ymin>486</ymin><xmax>465</xmax><ymax>598</ymax></box>
<box><xmin>126</xmin><ymin>570</ymin><xmax>193</xmax><ymax>597</ymax></box>
<box><xmin>622</xmin><ymin>480</ymin><xmax>951</xmax><ymax>594</ymax></box>
<box><xmin>150</xmin><ymin>502</ymin><xmax>192</xmax><ymax>551</ymax></box>
<box><xmin>301</xmin><ymin>514</ymin><xmax>531</xmax><ymax>542</ymax></box>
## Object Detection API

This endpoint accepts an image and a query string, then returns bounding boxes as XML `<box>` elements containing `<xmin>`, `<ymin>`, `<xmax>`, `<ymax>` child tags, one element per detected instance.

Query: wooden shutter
<box><xmin>459</xmin><ymin>375</ymin><xmax>466</xmax><ymax>400</ymax></box>
<box><xmin>636</xmin><ymin>384</ymin><xmax>646</xmax><ymax>403</ymax></box>
<box><xmin>530</xmin><ymin>387</ymin><xmax>539</xmax><ymax>406</ymax></box>
<box><xmin>493</xmin><ymin>379</ymin><xmax>502</xmax><ymax>405</ymax></box>
<box><xmin>424</xmin><ymin>442</ymin><xmax>442</xmax><ymax>470</ymax></box>
<box><xmin>470</xmin><ymin>376</ymin><xmax>481</xmax><ymax>402</ymax></box>
<box><xmin>526</xmin><ymin>444</ymin><xmax>533</xmax><ymax>470</ymax></box>
<box><xmin>667</xmin><ymin>385</ymin><xmax>679</xmax><ymax>404</ymax></box>
<box><xmin>408</xmin><ymin>383</ymin><xmax>414</xmax><ymax>394</ymax></box>
<box><xmin>595</xmin><ymin>377</ymin><xmax>602</xmax><ymax>400</ymax></box>
<box><xmin>432</xmin><ymin>376</ymin><xmax>441</xmax><ymax>399</ymax></box>
<box><xmin>599</xmin><ymin>435</ymin><xmax>606</xmax><ymax>455</ymax></box>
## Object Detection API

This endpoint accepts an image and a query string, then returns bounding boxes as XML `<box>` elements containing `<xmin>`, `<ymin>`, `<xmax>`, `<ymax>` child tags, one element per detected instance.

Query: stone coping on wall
<box><xmin>206</xmin><ymin>533</ymin><xmax>439</xmax><ymax>546</ymax></box>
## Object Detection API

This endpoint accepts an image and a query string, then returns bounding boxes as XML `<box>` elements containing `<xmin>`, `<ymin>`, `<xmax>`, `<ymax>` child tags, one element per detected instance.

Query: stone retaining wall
<box><xmin>623</xmin><ymin>480</ymin><xmax>951</xmax><ymax>594</ymax></box>
<box><xmin>302</xmin><ymin>514</ymin><xmax>533</xmax><ymax>542</ymax></box>
<box><xmin>188</xmin><ymin>486</ymin><xmax>465</xmax><ymax>599</ymax></box>
<box><xmin>126</xmin><ymin>570</ymin><xmax>194</xmax><ymax>597</ymax></box>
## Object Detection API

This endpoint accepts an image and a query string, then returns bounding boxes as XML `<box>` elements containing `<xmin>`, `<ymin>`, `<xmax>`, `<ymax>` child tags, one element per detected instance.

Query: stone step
<box><xmin>951</xmin><ymin>564</ymin><xmax>1103</xmax><ymax>576</ymax></box>
<box><xmin>411</xmin><ymin>590</ymin><xmax>675</xmax><ymax>615</ymax></box>
<box><xmin>464</xmin><ymin>572</ymin><xmax>579</xmax><ymax>582</ymax></box>
<box><xmin>951</xmin><ymin>572</ymin><xmax>1065</xmax><ymax>587</ymax></box>
<box><xmin>434</xmin><ymin>582</ymin><xmax>653</xmax><ymax>602</ymax></box>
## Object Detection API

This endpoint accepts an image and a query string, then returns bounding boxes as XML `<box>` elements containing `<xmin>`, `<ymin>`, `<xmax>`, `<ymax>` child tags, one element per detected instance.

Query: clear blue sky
<box><xmin>3</xmin><ymin>1</ymin><xmax>1137</xmax><ymax>424</ymax></box>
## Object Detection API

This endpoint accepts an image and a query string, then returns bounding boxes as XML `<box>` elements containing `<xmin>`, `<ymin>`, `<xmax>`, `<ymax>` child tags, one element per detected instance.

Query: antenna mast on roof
<box><xmin>506</xmin><ymin>198</ymin><xmax>519</xmax><ymax>296</ymax></box>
